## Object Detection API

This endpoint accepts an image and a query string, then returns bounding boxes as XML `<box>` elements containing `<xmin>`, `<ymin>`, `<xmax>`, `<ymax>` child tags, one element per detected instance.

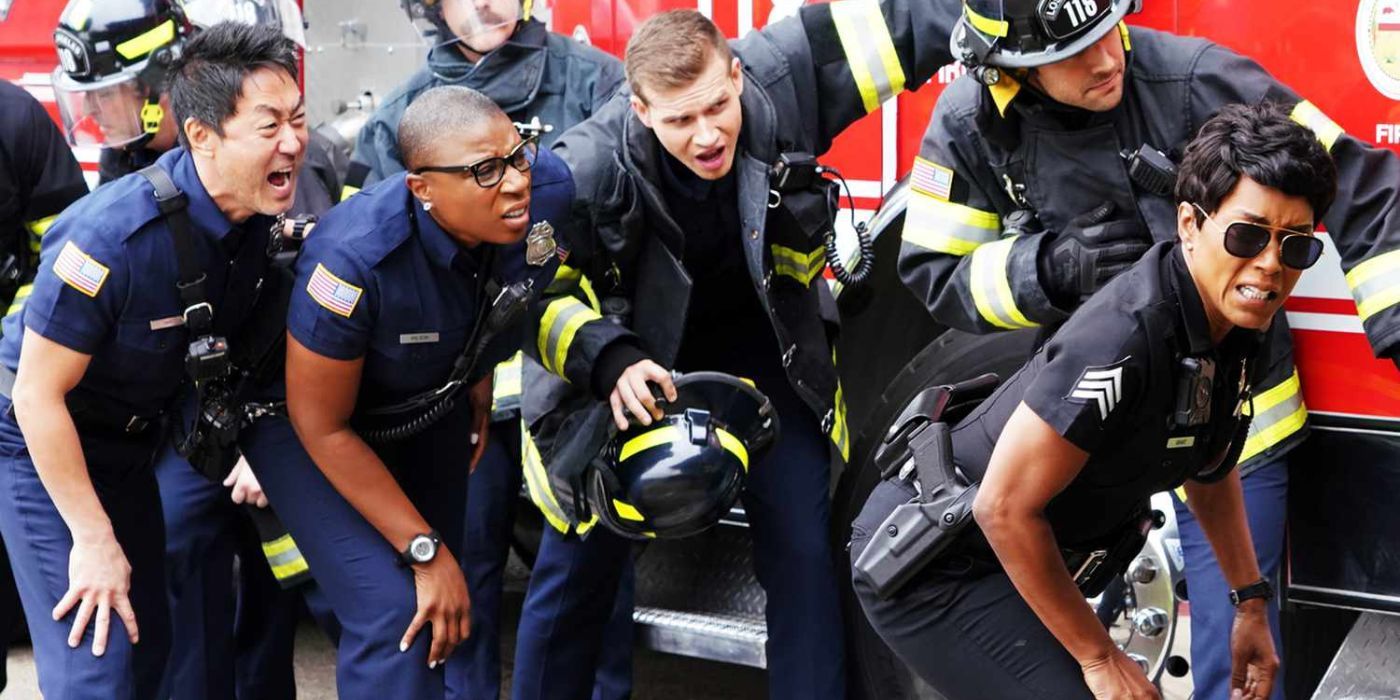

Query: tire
<box><xmin>834</xmin><ymin>329</ymin><xmax>1040</xmax><ymax>700</ymax></box>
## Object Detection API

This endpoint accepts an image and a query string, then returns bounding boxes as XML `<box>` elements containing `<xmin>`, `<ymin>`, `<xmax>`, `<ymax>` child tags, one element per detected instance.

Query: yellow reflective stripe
<box><xmin>830</xmin><ymin>0</ymin><xmax>906</xmax><ymax>113</ymax></box>
<box><xmin>964</xmin><ymin>2</ymin><xmax>1009</xmax><ymax>37</ymax></box>
<box><xmin>269</xmin><ymin>557</ymin><xmax>309</xmax><ymax>581</ymax></box>
<box><xmin>546</xmin><ymin>265</ymin><xmax>583</xmax><ymax>294</ymax></box>
<box><xmin>576</xmin><ymin>515</ymin><xmax>600</xmax><ymax>535</ymax></box>
<box><xmin>1346</xmin><ymin>249</ymin><xmax>1400</xmax><ymax>321</ymax></box>
<box><xmin>538</xmin><ymin>297</ymin><xmax>602</xmax><ymax>377</ymax></box>
<box><xmin>25</xmin><ymin>214</ymin><xmax>58</xmax><ymax>238</ymax></box>
<box><xmin>1289</xmin><ymin>100</ymin><xmax>1343</xmax><ymax>152</ymax></box>
<box><xmin>1239</xmin><ymin>370</ymin><xmax>1307</xmax><ymax>464</ymax></box>
<box><xmin>619</xmin><ymin>425</ymin><xmax>680</xmax><ymax>463</ymax></box>
<box><xmin>261</xmin><ymin>534</ymin><xmax>298</xmax><ymax>557</ymax></box>
<box><xmin>115</xmin><ymin>20</ymin><xmax>176</xmax><ymax>60</ymax></box>
<box><xmin>771</xmin><ymin>244</ymin><xmax>826</xmax><ymax>285</ymax></box>
<box><xmin>988</xmin><ymin>72</ymin><xmax>1022</xmax><ymax>117</ymax></box>
<box><xmin>521</xmin><ymin>426</ymin><xmax>574</xmax><ymax>534</ymax></box>
<box><xmin>490</xmin><ymin>351</ymin><xmax>523</xmax><ymax>411</ymax></box>
<box><xmin>1118</xmin><ymin>21</ymin><xmax>1131</xmax><ymax>51</ymax></box>
<box><xmin>968</xmin><ymin>237</ymin><xmax>1037</xmax><ymax>329</ymax></box>
<box><xmin>6</xmin><ymin>284</ymin><xmax>33</xmax><ymax>317</ymax></box>
<box><xmin>830</xmin><ymin>382</ymin><xmax>850</xmax><ymax>461</ymax></box>
<box><xmin>260</xmin><ymin>534</ymin><xmax>310</xmax><ymax>581</ymax></box>
<box><xmin>714</xmin><ymin>428</ymin><xmax>749</xmax><ymax>471</ymax></box>
<box><xmin>612</xmin><ymin>499</ymin><xmax>645</xmax><ymax>522</ymax></box>
<box><xmin>903</xmin><ymin>193</ymin><xmax>1001</xmax><ymax>256</ymax></box>
<box><xmin>340</xmin><ymin>184</ymin><xmax>361</xmax><ymax>200</ymax></box>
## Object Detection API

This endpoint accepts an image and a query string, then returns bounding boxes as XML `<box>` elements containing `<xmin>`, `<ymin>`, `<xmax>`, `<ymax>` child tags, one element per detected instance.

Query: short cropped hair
<box><xmin>1176</xmin><ymin>102</ymin><xmax>1337</xmax><ymax>226</ymax></box>
<box><xmin>624</xmin><ymin>10</ymin><xmax>734</xmax><ymax>104</ymax></box>
<box><xmin>398</xmin><ymin>85</ymin><xmax>508</xmax><ymax>172</ymax></box>
<box><xmin>169</xmin><ymin>21</ymin><xmax>300</xmax><ymax>148</ymax></box>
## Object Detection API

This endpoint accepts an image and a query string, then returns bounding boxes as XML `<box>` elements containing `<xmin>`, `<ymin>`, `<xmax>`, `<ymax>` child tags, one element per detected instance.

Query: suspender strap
<box><xmin>135</xmin><ymin>165</ymin><xmax>214</xmax><ymax>335</ymax></box>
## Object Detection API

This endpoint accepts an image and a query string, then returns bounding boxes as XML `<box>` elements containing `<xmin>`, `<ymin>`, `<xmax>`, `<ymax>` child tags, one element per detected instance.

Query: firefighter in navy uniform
<box><xmin>50</xmin><ymin>3</ymin><xmax>342</xmax><ymax>699</ymax></box>
<box><xmin>0</xmin><ymin>79</ymin><xmax>89</xmax><ymax>693</ymax></box>
<box><xmin>516</xmin><ymin>4</ymin><xmax>958</xmax><ymax>698</ymax></box>
<box><xmin>857</xmin><ymin>102</ymin><xmax>1336</xmax><ymax>700</ymax></box>
<box><xmin>247</xmin><ymin>85</ymin><xmax>568</xmax><ymax>700</ymax></box>
<box><xmin>895</xmin><ymin>2</ymin><xmax>1400</xmax><ymax>695</ymax></box>
<box><xmin>349</xmin><ymin>0</ymin><xmax>625</xmax><ymax>189</ymax></box>
<box><xmin>348</xmin><ymin>3</ymin><xmax>628</xmax><ymax>697</ymax></box>
<box><xmin>0</xmin><ymin>22</ymin><xmax>306</xmax><ymax>698</ymax></box>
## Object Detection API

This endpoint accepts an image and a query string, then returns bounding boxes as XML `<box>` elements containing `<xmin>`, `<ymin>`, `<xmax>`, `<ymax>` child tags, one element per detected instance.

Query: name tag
<box><xmin>1166</xmin><ymin>436</ymin><xmax>1196</xmax><ymax>449</ymax></box>
<box><xmin>400</xmin><ymin>332</ymin><xmax>440</xmax><ymax>345</ymax></box>
<box><xmin>150</xmin><ymin>316</ymin><xmax>185</xmax><ymax>331</ymax></box>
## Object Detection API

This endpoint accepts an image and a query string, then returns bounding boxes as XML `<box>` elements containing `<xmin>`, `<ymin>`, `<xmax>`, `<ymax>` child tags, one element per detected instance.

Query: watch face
<box><xmin>410</xmin><ymin>536</ymin><xmax>436</xmax><ymax>562</ymax></box>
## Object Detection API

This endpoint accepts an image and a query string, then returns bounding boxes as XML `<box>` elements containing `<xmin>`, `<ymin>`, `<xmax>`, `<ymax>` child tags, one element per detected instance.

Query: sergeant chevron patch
<box><xmin>1067</xmin><ymin>360</ymin><xmax>1128</xmax><ymax>421</ymax></box>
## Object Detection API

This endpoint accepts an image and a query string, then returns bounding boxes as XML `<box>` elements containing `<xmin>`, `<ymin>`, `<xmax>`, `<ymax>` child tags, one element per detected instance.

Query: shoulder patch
<box><xmin>306</xmin><ymin>263</ymin><xmax>363</xmax><ymax>318</ymax></box>
<box><xmin>911</xmin><ymin>157</ymin><xmax>954</xmax><ymax>201</ymax></box>
<box><xmin>1067</xmin><ymin>358</ymin><xmax>1130</xmax><ymax>422</ymax></box>
<box><xmin>54</xmin><ymin>241</ymin><xmax>110</xmax><ymax>298</ymax></box>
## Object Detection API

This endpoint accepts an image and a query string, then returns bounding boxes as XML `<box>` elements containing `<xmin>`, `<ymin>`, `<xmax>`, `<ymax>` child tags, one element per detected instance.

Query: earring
<box><xmin>423</xmin><ymin>201</ymin><xmax>433</xmax><ymax>212</ymax></box>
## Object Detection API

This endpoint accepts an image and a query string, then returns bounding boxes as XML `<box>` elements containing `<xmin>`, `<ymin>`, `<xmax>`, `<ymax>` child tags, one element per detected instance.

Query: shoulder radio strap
<box><xmin>135</xmin><ymin>164</ymin><xmax>214</xmax><ymax>335</ymax></box>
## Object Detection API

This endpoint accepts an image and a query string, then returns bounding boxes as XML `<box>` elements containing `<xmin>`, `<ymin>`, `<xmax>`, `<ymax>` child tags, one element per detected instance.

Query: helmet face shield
<box><xmin>405</xmin><ymin>0</ymin><xmax>522</xmax><ymax>54</ymax></box>
<box><xmin>52</xmin><ymin>68</ymin><xmax>153</xmax><ymax>148</ymax></box>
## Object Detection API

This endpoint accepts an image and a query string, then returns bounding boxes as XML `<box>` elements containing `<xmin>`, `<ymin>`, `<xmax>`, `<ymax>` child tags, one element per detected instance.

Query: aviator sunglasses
<box><xmin>1192</xmin><ymin>203</ymin><xmax>1324</xmax><ymax>270</ymax></box>
<box><xmin>411</xmin><ymin>133</ymin><xmax>539</xmax><ymax>188</ymax></box>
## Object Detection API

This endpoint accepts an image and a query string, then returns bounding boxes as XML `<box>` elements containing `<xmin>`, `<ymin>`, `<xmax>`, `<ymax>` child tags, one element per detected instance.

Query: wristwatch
<box><xmin>1229</xmin><ymin>578</ymin><xmax>1275</xmax><ymax>607</ymax></box>
<box><xmin>400</xmin><ymin>530</ymin><xmax>442</xmax><ymax>566</ymax></box>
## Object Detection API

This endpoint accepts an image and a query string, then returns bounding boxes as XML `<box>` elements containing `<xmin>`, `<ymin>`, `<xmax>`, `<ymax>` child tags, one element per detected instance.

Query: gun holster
<box><xmin>852</xmin><ymin>374</ymin><xmax>999</xmax><ymax>600</ymax></box>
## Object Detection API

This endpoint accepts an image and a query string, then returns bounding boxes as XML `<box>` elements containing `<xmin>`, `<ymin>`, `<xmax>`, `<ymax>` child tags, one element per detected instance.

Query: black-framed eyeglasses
<box><xmin>411</xmin><ymin>134</ymin><xmax>538</xmax><ymax>188</ymax></box>
<box><xmin>1193</xmin><ymin>204</ymin><xmax>1323</xmax><ymax>270</ymax></box>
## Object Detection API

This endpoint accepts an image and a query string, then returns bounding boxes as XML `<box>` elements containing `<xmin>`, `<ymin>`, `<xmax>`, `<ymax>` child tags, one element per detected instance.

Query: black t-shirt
<box><xmin>950</xmin><ymin>242</ymin><xmax>1259</xmax><ymax>547</ymax></box>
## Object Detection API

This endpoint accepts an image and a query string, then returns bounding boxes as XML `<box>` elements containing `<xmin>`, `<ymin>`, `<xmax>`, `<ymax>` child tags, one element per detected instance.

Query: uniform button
<box><xmin>781</xmin><ymin>345</ymin><xmax>796</xmax><ymax>367</ymax></box>
<box><xmin>763</xmin><ymin>272</ymin><xmax>773</xmax><ymax>291</ymax></box>
<box><xmin>750</xmin><ymin>229</ymin><xmax>760</xmax><ymax>241</ymax></box>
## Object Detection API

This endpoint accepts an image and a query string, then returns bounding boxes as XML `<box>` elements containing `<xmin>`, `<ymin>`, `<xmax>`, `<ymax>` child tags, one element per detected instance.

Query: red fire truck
<box><xmin>5</xmin><ymin>0</ymin><xmax>1399</xmax><ymax>696</ymax></box>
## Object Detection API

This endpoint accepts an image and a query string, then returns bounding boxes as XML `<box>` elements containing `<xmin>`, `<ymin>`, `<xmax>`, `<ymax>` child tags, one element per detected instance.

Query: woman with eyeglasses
<box><xmin>244</xmin><ymin>85</ymin><xmax>568</xmax><ymax>699</ymax></box>
<box><xmin>851</xmin><ymin>103</ymin><xmax>1335</xmax><ymax>700</ymax></box>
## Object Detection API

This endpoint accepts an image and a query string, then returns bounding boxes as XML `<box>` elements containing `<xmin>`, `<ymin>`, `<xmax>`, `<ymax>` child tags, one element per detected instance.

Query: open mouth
<box><xmin>502</xmin><ymin>205</ymin><xmax>528</xmax><ymax>221</ymax></box>
<box><xmin>267</xmin><ymin>168</ymin><xmax>294</xmax><ymax>192</ymax></box>
<box><xmin>1237</xmin><ymin>284</ymin><xmax>1278</xmax><ymax>303</ymax></box>
<box><xmin>694</xmin><ymin>145</ymin><xmax>726</xmax><ymax>171</ymax></box>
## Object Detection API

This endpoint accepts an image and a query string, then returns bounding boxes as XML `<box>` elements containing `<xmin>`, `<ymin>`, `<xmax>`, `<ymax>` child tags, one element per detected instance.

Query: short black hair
<box><xmin>169</xmin><ymin>21</ymin><xmax>300</xmax><ymax>148</ymax></box>
<box><xmin>1176</xmin><ymin>102</ymin><xmax>1337</xmax><ymax>227</ymax></box>
<box><xmin>398</xmin><ymin>85</ymin><xmax>508</xmax><ymax>171</ymax></box>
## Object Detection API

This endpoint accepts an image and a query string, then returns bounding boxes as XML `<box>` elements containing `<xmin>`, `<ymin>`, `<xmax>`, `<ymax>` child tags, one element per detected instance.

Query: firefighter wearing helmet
<box><xmin>895</xmin><ymin>0</ymin><xmax>1400</xmax><ymax>697</ymax></box>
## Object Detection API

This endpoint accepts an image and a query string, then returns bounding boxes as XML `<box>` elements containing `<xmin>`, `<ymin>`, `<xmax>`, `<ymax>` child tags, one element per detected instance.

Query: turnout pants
<box><xmin>1174</xmin><ymin>457</ymin><xmax>1287</xmax><ymax>700</ymax></box>
<box><xmin>247</xmin><ymin>405</ymin><xmax>472</xmax><ymax>700</ymax></box>
<box><xmin>852</xmin><ymin>479</ymin><xmax>1095</xmax><ymax>700</ymax></box>
<box><xmin>512</xmin><ymin>364</ymin><xmax>847</xmax><ymax>700</ymax></box>
<box><xmin>0</xmin><ymin>397</ymin><xmax>173</xmax><ymax>700</ymax></box>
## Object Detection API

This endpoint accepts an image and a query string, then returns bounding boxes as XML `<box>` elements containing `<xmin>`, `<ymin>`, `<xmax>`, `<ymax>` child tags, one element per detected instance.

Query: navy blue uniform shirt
<box><xmin>288</xmin><ymin>147</ymin><xmax>570</xmax><ymax>408</ymax></box>
<box><xmin>0</xmin><ymin>148</ymin><xmax>272</xmax><ymax>417</ymax></box>
<box><xmin>950</xmin><ymin>243</ymin><xmax>1260</xmax><ymax>547</ymax></box>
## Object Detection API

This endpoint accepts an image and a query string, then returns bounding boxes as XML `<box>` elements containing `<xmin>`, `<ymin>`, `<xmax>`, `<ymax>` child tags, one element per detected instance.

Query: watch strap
<box><xmin>1229</xmin><ymin>578</ymin><xmax>1274</xmax><ymax>606</ymax></box>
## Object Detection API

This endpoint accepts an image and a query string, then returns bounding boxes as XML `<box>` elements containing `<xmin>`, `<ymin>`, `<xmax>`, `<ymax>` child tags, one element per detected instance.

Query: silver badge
<box><xmin>525</xmin><ymin>221</ymin><xmax>557</xmax><ymax>267</ymax></box>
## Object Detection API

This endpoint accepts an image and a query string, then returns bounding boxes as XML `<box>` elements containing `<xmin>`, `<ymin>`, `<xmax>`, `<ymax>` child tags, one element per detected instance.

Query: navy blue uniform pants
<box><xmin>0</xmin><ymin>398</ymin><xmax>173</xmax><ymax>700</ymax></box>
<box><xmin>1174</xmin><ymin>457</ymin><xmax>1287</xmax><ymax>700</ymax></box>
<box><xmin>853</xmin><ymin>479</ymin><xmax>1095</xmax><ymax>700</ymax></box>
<box><xmin>154</xmin><ymin>445</ymin><xmax>339</xmax><ymax>700</ymax></box>
<box><xmin>512</xmin><ymin>372</ymin><xmax>847</xmax><ymax>700</ymax></box>
<box><xmin>451</xmin><ymin>419</ymin><xmax>634</xmax><ymax>700</ymax></box>
<box><xmin>246</xmin><ymin>408</ymin><xmax>472</xmax><ymax>700</ymax></box>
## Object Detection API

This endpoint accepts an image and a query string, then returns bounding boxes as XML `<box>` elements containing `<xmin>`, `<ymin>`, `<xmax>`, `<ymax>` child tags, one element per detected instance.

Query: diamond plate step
<box><xmin>633</xmin><ymin>607</ymin><xmax>768</xmax><ymax>669</ymax></box>
<box><xmin>1314</xmin><ymin>612</ymin><xmax>1400</xmax><ymax>698</ymax></box>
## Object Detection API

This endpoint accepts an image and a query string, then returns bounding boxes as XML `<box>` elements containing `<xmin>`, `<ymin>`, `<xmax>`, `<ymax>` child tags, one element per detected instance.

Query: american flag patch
<box><xmin>306</xmin><ymin>263</ymin><xmax>363</xmax><ymax>318</ymax></box>
<box><xmin>54</xmin><ymin>241</ymin><xmax>110</xmax><ymax>298</ymax></box>
<box><xmin>911</xmin><ymin>157</ymin><xmax>954</xmax><ymax>201</ymax></box>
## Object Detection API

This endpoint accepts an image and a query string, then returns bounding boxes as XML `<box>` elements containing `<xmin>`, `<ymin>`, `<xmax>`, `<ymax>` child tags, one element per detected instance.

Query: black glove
<box><xmin>1037</xmin><ymin>202</ymin><xmax>1152</xmax><ymax>307</ymax></box>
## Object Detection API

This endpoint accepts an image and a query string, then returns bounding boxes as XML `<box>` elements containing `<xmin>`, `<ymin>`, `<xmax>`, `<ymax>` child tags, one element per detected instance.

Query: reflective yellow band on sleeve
<box><xmin>490</xmin><ymin>351</ymin><xmax>524</xmax><ymax>412</ymax></box>
<box><xmin>1239</xmin><ymin>369</ymin><xmax>1307</xmax><ymax>465</ymax></box>
<box><xmin>831</xmin><ymin>0</ymin><xmax>907</xmax><ymax>113</ymax></box>
<box><xmin>1345</xmin><ymin>248</ymin><xmax>1400</xmax><ymax>321</ymax></box>
<box><xmin>546</xmin><ymin>265</ymin><xmax>583</xmax><ymax>294</ymax></box>
<box><xmin>714</xmin><ymin>428</ymin><xmax>749</xmax><ymax>471</ymax></box>
<box><xmin>538</xmin><ymin>297</ymin><xmax>603</xmax><ymax>378</ymax></box>
<box><xmin>116</xmin><ymin>19</ymin><xmax>176</xmax><ymax>60</ymax></box>
<box><xmin>612</xmin><ymin>499</ymin><xmax>645</xmax><ymax>522</ymax></box>
<box><xmin>968</xmin><ymin>236</ymin><xmax>1038</xmax><ymax>330</ymax></box>
<box><xmin>963</xmin><ymin>2</ymin><xmax>1009</xmax><ymax>37</ymax></box>
<box><xmin>25</xmin><ymin>214</ymin><xmax>58</xmax><ymax>238</ymax></box>
<box><xmin>261</xmin><ymin>534</ymin><xmax>310</xmax><ymax>582</ymax></box>
<box><xmin>1289</xmin><ymin>100</ymin><xmax>1343</xmax><ymax>152</ymax></box>
<box><xmin>830</xmin><ymin>382</ymin><xmax>850</xmax><ymax>462</ymax></box>
<box><xmin>5</xmin><ymin>284</ymin><xmax>33</xmax><ymax>317</ymax></box>
<box><xmin>771</xmin><ymin>244</ymin><xmax>826</xmax><ymax>286</ymax></box>
<box><xmin>521</xmin><ymin>425</ymin><xmax>576</xmax><ymax>534</ymax></box>
<box><xmin>902</xmin><ymin>193</ymin><xmax>1001</xmax><ymax>256</ymax></box>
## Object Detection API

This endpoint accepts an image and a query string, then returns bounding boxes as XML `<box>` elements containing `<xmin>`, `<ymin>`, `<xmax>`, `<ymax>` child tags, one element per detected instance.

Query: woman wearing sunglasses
<box><xmin>242</xmin><ymin>85</ymin><xmax>569</xmax><ymax>699</ymax></box>
<box><xmin>852</xmin><ymin>103</ymin><xmax>1336</xmax><ymax>700</ymax></box>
